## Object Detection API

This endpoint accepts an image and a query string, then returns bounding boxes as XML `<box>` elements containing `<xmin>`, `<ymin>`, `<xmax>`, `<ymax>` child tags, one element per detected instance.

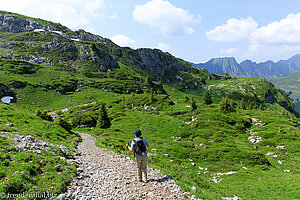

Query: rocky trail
<box><xmin>63</xmin><ymin>133</ymin><xmax>188</xmax><ymax>200</ymax></box>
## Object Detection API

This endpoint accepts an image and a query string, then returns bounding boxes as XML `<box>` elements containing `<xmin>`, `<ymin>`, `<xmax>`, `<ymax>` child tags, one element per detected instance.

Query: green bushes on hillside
<box><xmin>0</xmin><ymin>59</ymin><xmax>39</xmax><ymax>74</ymax></box>
<box><xmin>36</xmin><ymin>109</ymin><xmax>53</xmax><ymax>121</ymax></box>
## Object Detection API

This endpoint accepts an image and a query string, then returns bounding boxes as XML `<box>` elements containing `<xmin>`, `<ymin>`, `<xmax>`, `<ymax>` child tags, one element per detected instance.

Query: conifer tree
<box><xmin>146</xmin><ymin>76</ymin><xmax>153</xmax><ymax>87</ymax></box>
<box><xmin>220</xmin><ymin>96</ymin><xmax>235</xmax><ymax>113</ymax></box>
<box><xmin>97</xmin><ymin>103</ymin><xmax>111</xmax><ymax>128</ymax></box>
<box><xmin>239</xmin><ymin>98</ymin><xmax>246</xmax><ymax>110</ymax></box>
<box><xmin>203</xmin><ymin>90</ymin><xmax>212</xmax><ymax>105</ymax></box>
<box><xmin>185</xmin><ymin>96</ymin><xmax>189</xmax><ymax>102</ymax></box>
<box><xmin>191</xmin><ymin>97</ymin><xmax>197</xmax><ymax>111</ymax></box>
<box><xmin>150</xmin><ymin>89</ymin><xmax>155</xmax><ymax>103</ymax></box>
<box><xmin>158</xmin><ymin>80</ymin><xmax>163</xmax><ymax>94</ymax></box>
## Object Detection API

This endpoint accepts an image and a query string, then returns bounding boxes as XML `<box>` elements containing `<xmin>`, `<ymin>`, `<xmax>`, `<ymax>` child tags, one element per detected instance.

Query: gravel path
<box><xmin>65</xmin><ymin>133</ymin><xmax>186</xmax><ymax>200</ymax></box>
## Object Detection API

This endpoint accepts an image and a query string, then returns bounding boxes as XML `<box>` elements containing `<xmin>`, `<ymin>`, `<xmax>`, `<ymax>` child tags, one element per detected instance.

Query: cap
<box><xmin>134</xmin><ymin>129</ymin><xmax>141</xmax><ymax>136</ymax></box>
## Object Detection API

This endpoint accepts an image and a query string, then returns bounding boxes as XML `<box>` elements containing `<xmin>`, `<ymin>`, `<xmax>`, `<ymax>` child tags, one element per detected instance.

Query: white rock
<box><xmin>276</xmin><ymin>145</ymin><xmax>285</xmax><ymax>150</ymax></box>
<box><xmin>191</xmin><ymin>186</ymin><xmax>197</xmax><ymax>192</ymax></box>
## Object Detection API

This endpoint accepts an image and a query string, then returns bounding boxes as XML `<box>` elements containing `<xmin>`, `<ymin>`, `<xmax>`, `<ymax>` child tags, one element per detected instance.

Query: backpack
<box><xmin>133</xmin><ymin>137</ymin><xmax>146</xmax><ymax>156</ymax></box>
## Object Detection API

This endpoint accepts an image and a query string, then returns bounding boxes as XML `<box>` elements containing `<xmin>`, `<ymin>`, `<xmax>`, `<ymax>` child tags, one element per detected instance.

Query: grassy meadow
<box><xmin>0</xmin><ymin>58</ymin><xmax>299</xmax><ymax>199</ymax></box>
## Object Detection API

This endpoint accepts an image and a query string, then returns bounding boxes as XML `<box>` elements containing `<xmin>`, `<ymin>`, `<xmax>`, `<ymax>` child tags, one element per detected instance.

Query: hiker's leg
<box><xmin>136</xmin><ymin>156</ymin><xmax>143</xmax><ymax>181</ymax></box>
<box><xmin>141</xmin><ymin>156</ymin><xmax>147</xmax><ymax>182</ymax></box>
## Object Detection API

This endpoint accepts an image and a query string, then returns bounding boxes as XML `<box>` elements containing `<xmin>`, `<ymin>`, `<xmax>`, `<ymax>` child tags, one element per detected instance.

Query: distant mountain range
<box><xmin>193</xmin><ymin>54</ymin><xmax>300</xmax><ymax>79</ymax></box>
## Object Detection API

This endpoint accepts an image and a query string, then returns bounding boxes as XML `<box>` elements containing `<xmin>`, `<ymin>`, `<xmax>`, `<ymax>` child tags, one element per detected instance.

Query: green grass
<box><xmin>0</xmin><ymin>103</ymin><xmax>79</xmax><ymax>199</ymax></box>
<box><xmin>71</xmin><ymin>90</ymin><xmax>299</xmax><ymax>200</ymax></box>
<box><xmin>0</xmin><ymin>58</ymin><xmax>298</xmax><ymax>199</ymax></box>
<box><xmin>0</xmin><ymin>61</ymin><xmax>298</xmax><ymax>199</ymax></box>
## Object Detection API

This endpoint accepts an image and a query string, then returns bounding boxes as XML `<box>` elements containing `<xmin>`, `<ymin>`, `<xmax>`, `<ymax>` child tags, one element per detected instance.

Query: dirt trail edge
<box><xmin>64</xmin><ymin>133</ymin><xmax>188</xmax><ymax>200</ymax></box>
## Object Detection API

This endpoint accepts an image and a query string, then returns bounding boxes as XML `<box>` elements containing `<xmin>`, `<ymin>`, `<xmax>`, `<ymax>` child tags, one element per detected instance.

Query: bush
<box><xmin>1</xmin><ymin>60</ymin><xmax>39</xmax><ymax>74</ymax></box>
<box><xmin>58</xmin><ymin>118</ymin><xmax>72</xmax><ymax>132</ymax></box>
<box><xmin>220</xmin><ymin>96</ymin><xmax>235</xmax><ymax>113</ymax></box>
<box><xmin>71</xmin><ymin>114</ymin><xmax>97</xmax><ymax>128</ymax></box>
<box><xmin>203</xmin><ymin>90</ymin><xmax>212</xmax><ymax>105</ymax></box>
<box><xmin>179</xmin><ymin>126</ymin><xmax>195</xmax><ymax>138</ymax></box>
<box><xmin>5</xmin><ymin>175</ymin><xmax>25</xmax><ymax>194</ymax></box>
<box><xmin>246</xmin><ymin>151</ymin><xmax>271</xmax><ymax>166</ymax></box>
<box><xmin>36</xmin><ymin>109</ymin><xmax>53</xmax><ymax>121</ymax></box>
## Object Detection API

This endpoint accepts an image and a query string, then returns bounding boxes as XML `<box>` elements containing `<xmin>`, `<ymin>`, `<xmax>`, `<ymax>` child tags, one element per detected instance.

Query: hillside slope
<box><xmin>270</xmin><ymin>70</ymin><xmax>300</xmax><ymax>113</ymax></box>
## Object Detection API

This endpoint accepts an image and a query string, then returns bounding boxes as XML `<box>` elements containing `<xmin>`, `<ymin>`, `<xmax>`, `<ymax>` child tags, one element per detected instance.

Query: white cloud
<box><xmin>251</xmin><ymin>13</ymin><xmax>300</xmax><ymax>45</ymax></box>
<box><xmin>133</xmin><ymin>0</ymin><xmax>197</xmax><ymax>36</ymax></box>
<box><xmin>220</xmin><ymin>48</ymin><xmax>239</xmax><ymax>54</ymax></box>
<box><xmin>206</xmin><ymin>17</ymin><xmax>258</xmax><ymax>42</ymax></box>
<box><xmin>0</xmin><ymin>0</ymin><xmax>105</xmax><ymax>29</ymax></box>
<box><xmin>208</xmin><ymin>13</ymin><xmax>300</xmax><ymax>61</ymax></box>
<box><xmin>246</xmin><ymin>12</ymin><xmax>300</xmax><ymax>59</ymax></box>
<box><xmin>110</xmin><ymin>34</ymin><xmax>136</xmax><ymax>48</ymax></box>
<box><xmin>157</xmin><ymin>43</ymin><xmax>170</xmax><ymax>51</ymax></box>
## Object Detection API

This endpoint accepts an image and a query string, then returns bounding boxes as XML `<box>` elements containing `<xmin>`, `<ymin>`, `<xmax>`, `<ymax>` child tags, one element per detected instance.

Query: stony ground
<box><xmin>64</xmin><ymin>133</ymin><xmax>187</xmax><ymax>200</ymax></box>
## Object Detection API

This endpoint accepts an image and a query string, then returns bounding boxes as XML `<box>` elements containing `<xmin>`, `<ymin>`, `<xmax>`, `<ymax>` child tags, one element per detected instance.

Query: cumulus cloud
<box><xmin>206</xmin><ymin>17</ymin><xmax>258</xmax><ymax>41</ymax></box>
<box><xmin>133</xmin><ymin>0</ymin><xmax>197</xmax><ymax>36</ymax></box>
<box><xmin>157</xmin><ymin>43</ymin><xmax>170</xmax><ymax>51</ymax></box>
<box><xmin>110</xmin><ymin>34</ymin><xmax>136</xmax><ymax>48</ymax></box>
<box><xmin>208</xmin><ymin>13</ymin><xmax>300</xmax><ymax>60</ymax></box>
<box><xmin>246</xmin><ymin>12</ymin><xmax>300</xmax><ymax>59</ymax></box>
<box><xmin>1</xmin><ymin>0</ymin><xmax>105</xmax><ymax>29</ymax></box>
<box><xmin>251</xmin><ymin>13</ymin><xmax>300</xmax><ymax>45</ymax></box>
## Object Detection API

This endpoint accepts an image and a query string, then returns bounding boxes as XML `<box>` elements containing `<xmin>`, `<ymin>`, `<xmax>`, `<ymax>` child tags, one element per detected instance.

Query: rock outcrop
<box><xmin>0</xmin><ymin>11</ymin><xmax>114</xmax><ymax>45</ymax></box>
<box><xmin>126</xmin><ymin>48</ymin><xmax>188</xmax><ymax>81</ymax></box>
<box><xmin>0</xmin><ymin>12</ymin><xmax>57</xmax><ymax>33</ymax></box>
<box><xmin>0</xmin><ymin>83</ymin><xmax>15</xmax><ymax>98</ymax></box>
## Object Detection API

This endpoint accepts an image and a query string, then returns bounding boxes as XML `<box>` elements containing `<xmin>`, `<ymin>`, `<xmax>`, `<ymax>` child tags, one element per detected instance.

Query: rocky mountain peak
<box><xmin>0</xmin><ymin>10</ymin><xmax>114</xmax><ymax>45</ymax></box>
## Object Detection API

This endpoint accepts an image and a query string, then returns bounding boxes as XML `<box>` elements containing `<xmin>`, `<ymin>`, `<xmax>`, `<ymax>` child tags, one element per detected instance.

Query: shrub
<box><xmin>191</xmin><ymin>98</ymin><xmax>197</xmax><ymax>111</ymax></box>
<box><xmin>246</xmin><ymin>151</ymin><xmax>271</xmax><ymax>166</ymax></box>
<box><xmin>179</xmin><ymin>126</ymin><xmax>194</xmax><ymax>138</ymax></box>
<box><xmin>71</xmin><ymin>114</ymin><xmax>97</xmax><ymax>128</ymax></box>
<box><xmin>58</xmin><ymin>118</ymin><xmax>72</xmax><ymax>132</ymax></box>
<box><xmin>239</xmin><ymin>98</ymin><xmax>246</xmax><ymax>110</ymax></box>
<box><xmin>36</xmin><ymin>109</ymin><xmax>53</xmax><ymax>121</ymax></box>
<box><xmin>220</xmin><ymin>96</ymin><xmax>235</xmax><ymax>113</ymax></box>
<box><xmin>5</xmin><ymin>175</ymin><xmax>25</xmax><ymax>194</ymax></box>
<box><xmin>203</xmin><ymin>90</ymin><xmax>212</xmax><ymax>105</ymax></box>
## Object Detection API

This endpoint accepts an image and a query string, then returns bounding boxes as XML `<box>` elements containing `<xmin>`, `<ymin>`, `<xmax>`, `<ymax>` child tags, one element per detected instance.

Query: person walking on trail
<box><xmin>126</xmin><ymin>129</ymin><xmax>149</xmax><ymax>183</ymax></box>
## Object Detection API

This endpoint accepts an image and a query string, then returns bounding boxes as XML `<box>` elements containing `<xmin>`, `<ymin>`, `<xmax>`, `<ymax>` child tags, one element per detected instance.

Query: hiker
<box><xmin>126</xmin><ymin>129</ymin><xmax>149</xmax><ymax>182</ymax></box>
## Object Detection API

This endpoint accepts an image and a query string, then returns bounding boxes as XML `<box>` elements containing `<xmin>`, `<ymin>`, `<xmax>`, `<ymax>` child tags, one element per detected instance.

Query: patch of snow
<box><xmin>33</xmin><ymin>29</ymin><xmax>45</xmax><ymax>32</ymax></box>
<box><xmin>51</xmin><ymin>30</ymin><xmax>63</xmax><ymax>35</ymax></box>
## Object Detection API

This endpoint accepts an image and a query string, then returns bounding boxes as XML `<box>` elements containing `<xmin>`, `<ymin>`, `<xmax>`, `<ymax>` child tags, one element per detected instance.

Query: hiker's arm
<box><xmin>126</xmin><ymin>143</ymin><xmax>134</xmax><ymax>152</ymax></box>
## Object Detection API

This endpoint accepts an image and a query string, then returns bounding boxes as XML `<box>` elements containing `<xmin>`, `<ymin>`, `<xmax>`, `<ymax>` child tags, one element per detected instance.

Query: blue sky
<box><xmin>1</xmin><ymin>0</ymin><xmax>300</xmax><ymax>63</ymax></box>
